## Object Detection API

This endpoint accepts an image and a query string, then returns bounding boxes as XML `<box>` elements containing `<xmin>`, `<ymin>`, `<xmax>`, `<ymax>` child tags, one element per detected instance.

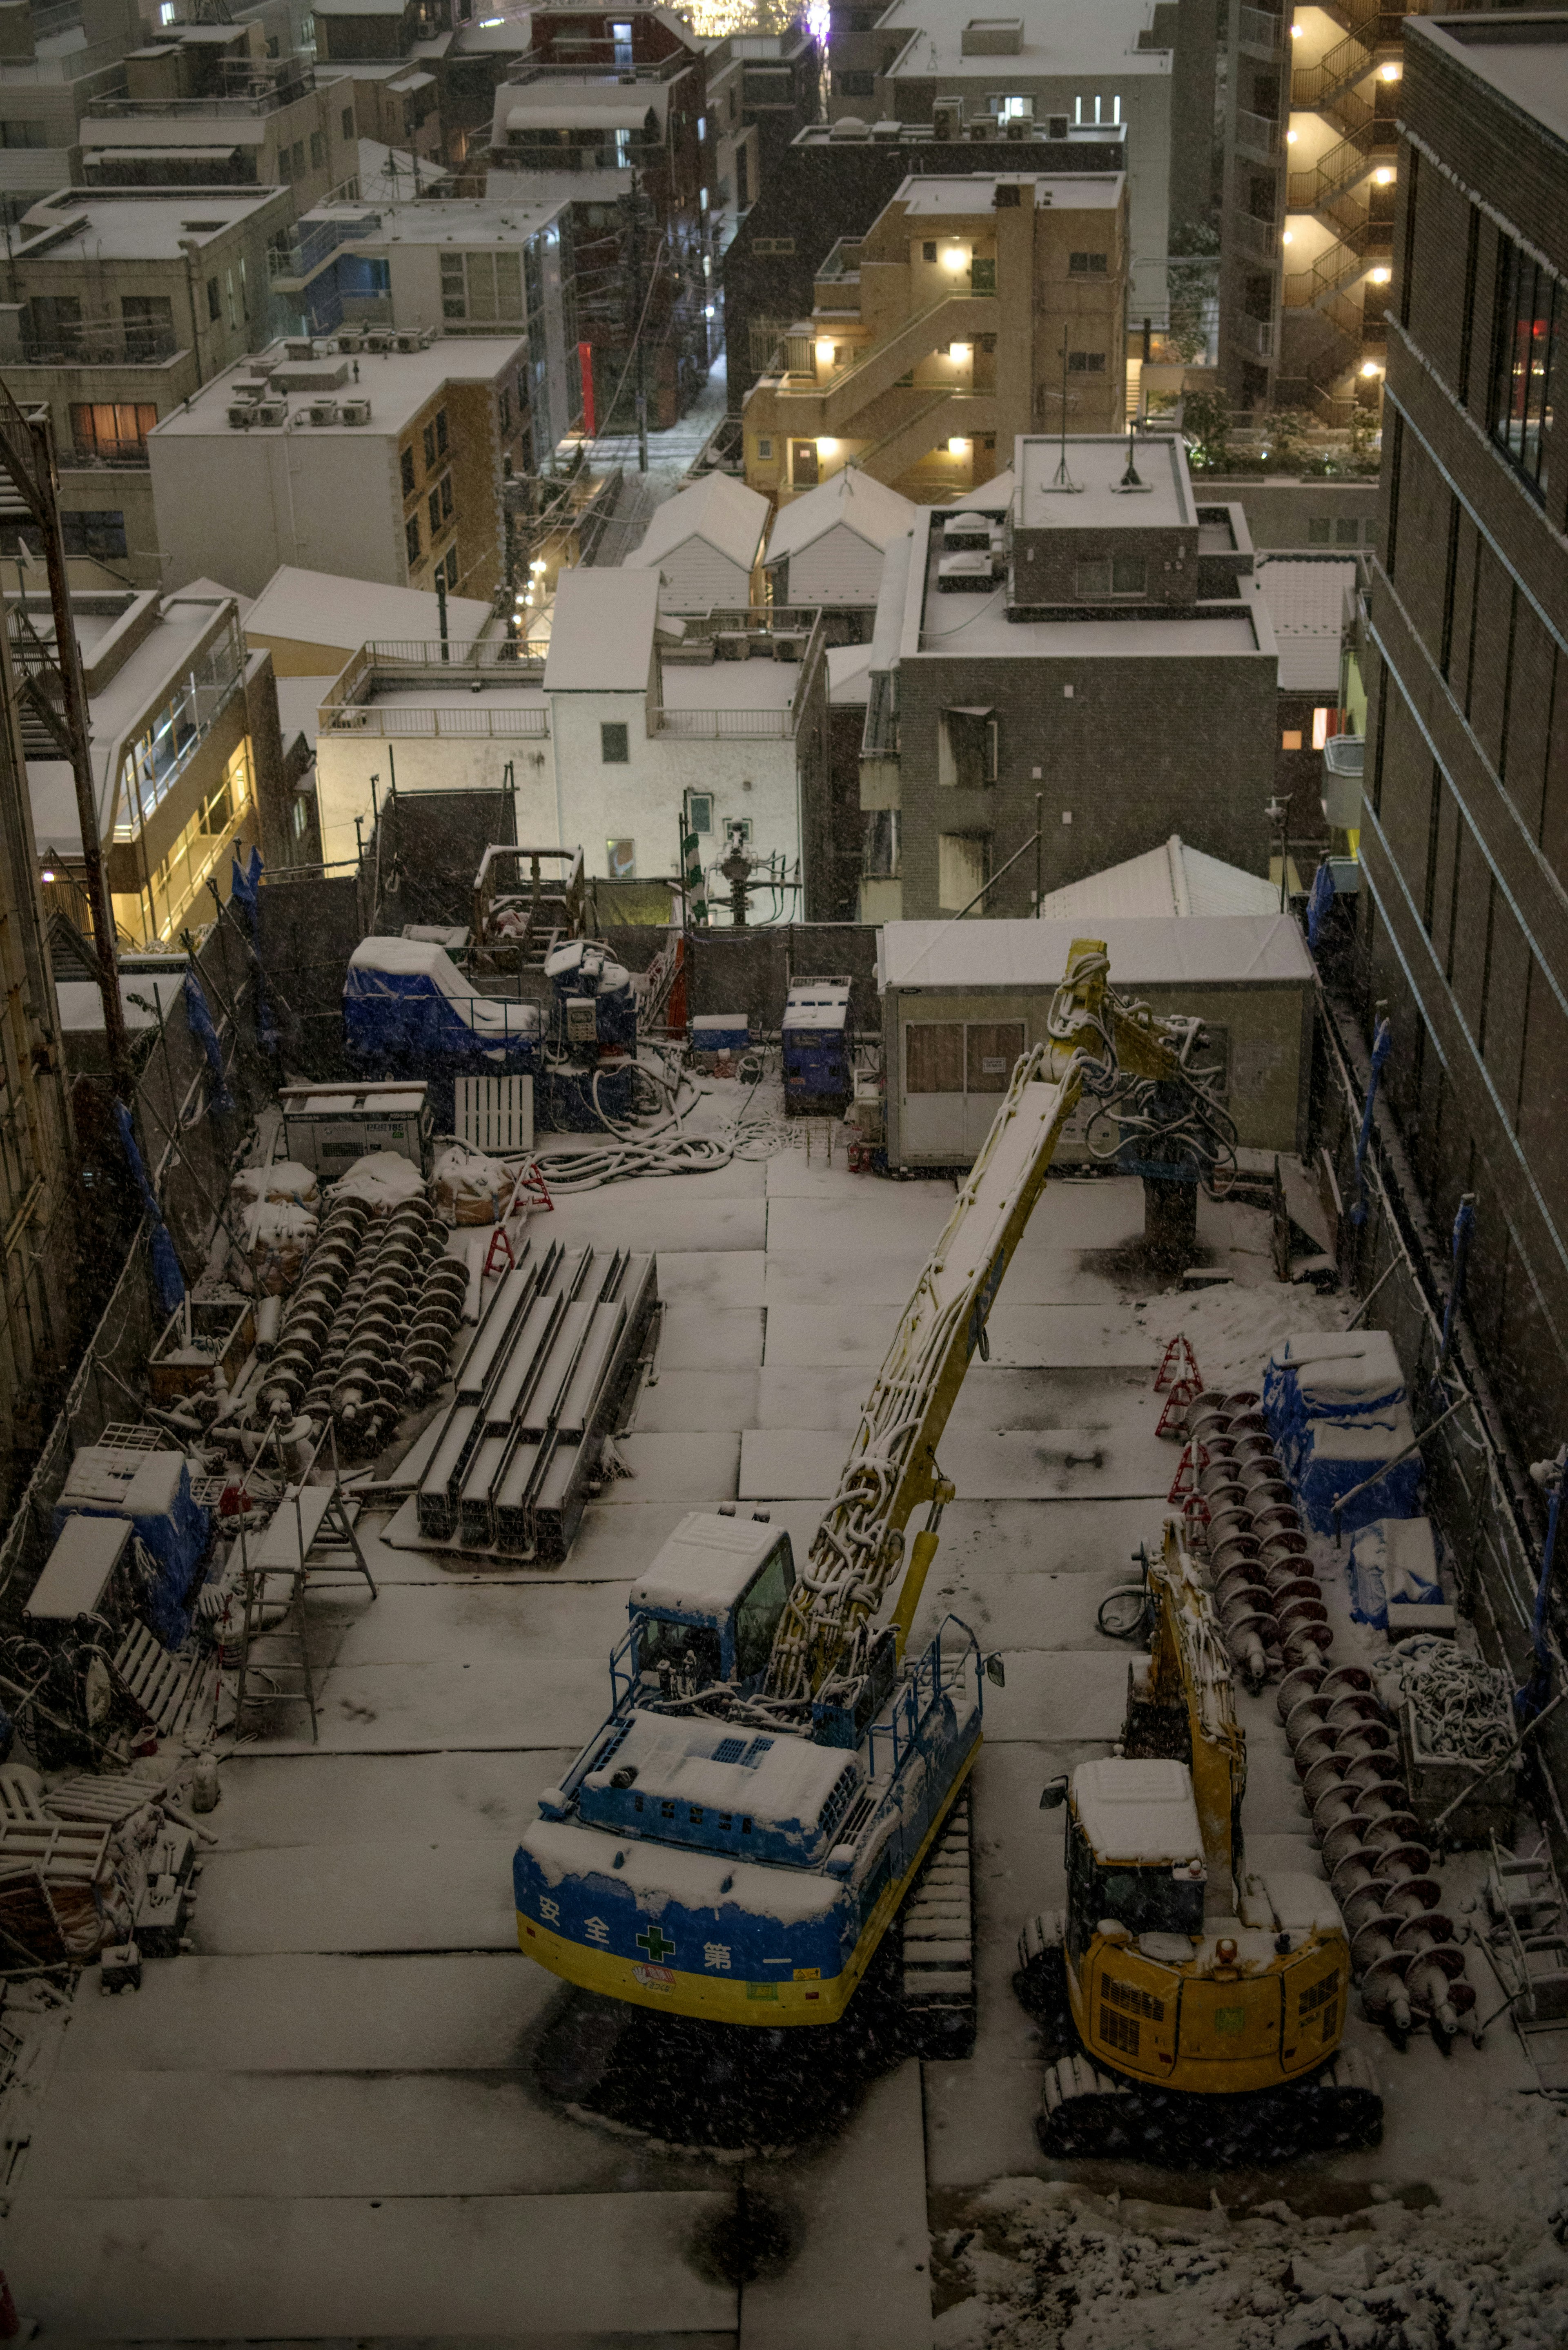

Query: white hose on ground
<box><xmin>524</xmin><ymin>1056</ymin><xmax>785</xmax><ymax>1192</ymax></box>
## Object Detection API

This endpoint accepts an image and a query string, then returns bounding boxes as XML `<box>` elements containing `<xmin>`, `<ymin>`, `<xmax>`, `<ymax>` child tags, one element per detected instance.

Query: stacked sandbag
<box><xmin>230</xmin><ymin>1161</ymin><xmax>321</xmax><ymax>1295</ymax></box>
<box><xmin>430</xmin><ymin>1144</ymin><xmax>514</xmax><ymax>1227</ymax></box>
<box><xmin>332</xmin><ymin>1149</ymin><xmax>427</xmax><ymax>1215</ymax></box>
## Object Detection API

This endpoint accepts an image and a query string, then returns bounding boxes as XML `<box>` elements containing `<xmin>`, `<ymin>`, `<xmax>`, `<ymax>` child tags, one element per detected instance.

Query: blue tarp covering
<box><xmin>344</xmin><ymin>936</ymin><xmax>543</xmax><ymax>1081</ymax></box>
<box><xmin>53</xmin><ymin>1446</ymin><xmax>212</xmax><ymax>1650</ymax></box>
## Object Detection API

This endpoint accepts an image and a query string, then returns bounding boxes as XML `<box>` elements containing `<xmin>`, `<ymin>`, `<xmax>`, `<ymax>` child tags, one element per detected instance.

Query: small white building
<box><xmin>623</xmin><ymin>475</ymin><xmax>769</xmax><ymax>614</ymax></box>
<box><xmin>312</xmin><ymin>569</ymin><xmax>832</xmax><ymax>905</ymax></box>
<box><xmin>762</xmin><ymin>469</ymin><xmax>915</xmax><ymax>609</ymax></box>
<box><xmin>244</xmin><ymin>566</ymin><xmax>496</xmax><ymax>679</ymax></box>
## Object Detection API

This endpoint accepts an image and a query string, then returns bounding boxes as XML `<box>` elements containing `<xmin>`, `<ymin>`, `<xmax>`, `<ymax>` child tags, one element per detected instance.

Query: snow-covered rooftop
<box><xmin>878</xmin><ymin>914</ymin><xmax>1316</xmax><ymax>993</ymax></box>
<box><xmin>625</xmin><ymin>474</ymin><xmax>769</xmax><ymax>575</ymax></box>
<box><xmin>543</xmin><ymin>570</ymin><xmax>660</xmax><ymax>692</ymax></box>
<box><xmin>1071</xmin><ymin>1757</ymin><xmax>1203</xmax><ymax>1867</ymax></box>
<box><xmin>1041</xmin><ymin>836</ymin><xmax>1280</xmax><ymax>923</ymax></box>
<box><xmin>246</xmin><ymin>566</ymin><xmax>493</xmax><ymax>661</ymax></box>
<box><xmin>1017</xmin><ymin>433</ymin><xmax>1193</xmax><ymax>532</ymax></box>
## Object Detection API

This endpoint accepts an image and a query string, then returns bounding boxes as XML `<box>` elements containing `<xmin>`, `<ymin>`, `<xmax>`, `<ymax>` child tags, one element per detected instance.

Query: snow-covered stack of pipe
<box><xmin>1278</xmin><ymin>1659</ymin><xmax>1477</xmax><ymax>2045</ymax></box>
<box><xmin>1183</xmin><ymin>1390</ymin><xmax>1333</xmax><ymax>1684</ymax></box>
<box><xmin>257</xmin><ymin>1193</ymin><xmax>372</xmax><ymax>1423</ymax></box>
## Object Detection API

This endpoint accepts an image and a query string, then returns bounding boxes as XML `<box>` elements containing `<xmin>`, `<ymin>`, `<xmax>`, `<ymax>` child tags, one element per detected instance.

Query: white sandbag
<box><xmin>230</xmin><ymin>1159</ymin><xmax>319</xmax><ymax>1212</ymax></box>
<box><xmin>242</xmin><ymin>1196</ymin><xmax>318</xmax><ymax>1294</ymax></box>
<box><xmin>332</xmin><ymin>1149</ymin><xmax>427</xmax><ymax>1213</ymax></box>
<box><xmin>430</xmin><ymin>1144</ymin><xmax>514</xmax><ymax>1227</ymax></box>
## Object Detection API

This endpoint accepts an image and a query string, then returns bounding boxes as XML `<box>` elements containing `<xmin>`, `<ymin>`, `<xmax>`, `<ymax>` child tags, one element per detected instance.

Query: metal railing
<box><xmin>816</xmin><ymin>237</ymin><xmax>863</xmax><ymax>283</ymax></box>
<box><xmin>504</xmin><ymin>50</ymin><xmax>692</xmax><ymax>85</ymax></box>
<box><xmin>653</xmin><ymin>707</ymin><xmax>790</xmax><ymax>739</ymax></box>
<box><xmin>1292</xmin><ymin>31</ymin><xmax>1374</xmax><ymax>108</ymax></box>
<box><xmin>1232</xmin><ymin>212</ymin><xmax>1279</xmax><ymax>264</ymax></box>
<box><xmin>87</xmin><ymin>69</ymin><xmax>317</xmax><ymax>118</ymax></box>
<box><xmin>0</xmin><ymin>32</ymin><xmax>126</xmax><ymax>79</ymax></box>
<box><xmin>1287</xmin><ymin>127</ymin><xmax>1393</xmax><ymax>214</ymax></box>
<box><xmin>11</xmin><ymin>323</ymin><xmax>182</xmax><ymax>367</ymax></box>
<box><xmin>1229</xmin><ymin>313</ymin><xmax>1276</xmax><ymax>360</ymax></box>
<box><xmin>1234</xmin><ymin>105</ymin><xmax>1281</xmax><ymax>158</ymax></box>
<box><xmin>1237</xmin><ymin>6</ymin><xmax>1286</xmax><ymax>51</ymax></box>
<box><xmin>325</xmin><ymin>702</ymin><xmax>550</xmax><ymax>739</ymax></box>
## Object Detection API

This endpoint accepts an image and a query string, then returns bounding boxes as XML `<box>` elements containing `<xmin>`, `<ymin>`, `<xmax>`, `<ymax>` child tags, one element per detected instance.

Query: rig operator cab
<box><xmin>1018</xmin><ymin>1524</ymin><xmax>1382</xmax><ymax>2156</ymax></box>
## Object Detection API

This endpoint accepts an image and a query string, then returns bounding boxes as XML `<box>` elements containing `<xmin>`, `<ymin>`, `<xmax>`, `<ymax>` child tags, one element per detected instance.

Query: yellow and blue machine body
<box><xmin>514</xmin><ymin>1509</ymin><xmax>986</xmax><ymax>2022</ymax></box>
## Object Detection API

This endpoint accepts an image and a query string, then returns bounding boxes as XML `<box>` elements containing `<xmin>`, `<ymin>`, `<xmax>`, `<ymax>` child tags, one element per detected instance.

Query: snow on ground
<box><xmin>7</xmin><ymin>1123</ymin><xmax>1566</xmax><ymax>2342</ymax></box>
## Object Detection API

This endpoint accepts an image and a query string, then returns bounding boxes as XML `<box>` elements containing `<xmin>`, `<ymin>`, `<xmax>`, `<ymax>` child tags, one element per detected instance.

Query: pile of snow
<box><xmin>934</xmin><ymin>2121</ymin><xmax>1568</xmax><ymax>2349</ymax></box>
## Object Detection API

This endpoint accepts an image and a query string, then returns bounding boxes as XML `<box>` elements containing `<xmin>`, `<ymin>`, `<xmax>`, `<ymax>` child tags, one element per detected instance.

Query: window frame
<box><xmin>600</xmin><ymin>720</ymin><xmax>630</xmax><ymax>764</ymax></box>
<box><xmin>1488</xmin><ymin>227</ymin><xmax>1560</xmax><ymax>503</ymax></box>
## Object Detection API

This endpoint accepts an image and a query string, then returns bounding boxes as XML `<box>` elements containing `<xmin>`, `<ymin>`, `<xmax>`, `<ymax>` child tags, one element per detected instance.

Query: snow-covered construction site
<box><xmin>1</xmin><ymin>898</ymin><xmax>1566</xmax><ymax>2350</ymax></box>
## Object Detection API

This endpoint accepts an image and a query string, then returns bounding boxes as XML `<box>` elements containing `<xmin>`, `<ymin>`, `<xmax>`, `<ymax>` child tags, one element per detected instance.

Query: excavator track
<box><xmin>900</xmin><ymin>1787</ymin><xmax>976</xmax><ymax>2059</ymax></box>
<box><xmin>1038</xmin><ymin>2044</ymin><xmax>1383</xmax><ymax>2163</ymax></box>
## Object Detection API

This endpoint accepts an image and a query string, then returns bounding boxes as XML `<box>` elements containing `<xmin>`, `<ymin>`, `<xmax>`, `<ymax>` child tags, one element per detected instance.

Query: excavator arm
<box><xmin>762</xmin><ymin>941</ymin><xmax>1229</xmax><ymax>1709</ymax></box>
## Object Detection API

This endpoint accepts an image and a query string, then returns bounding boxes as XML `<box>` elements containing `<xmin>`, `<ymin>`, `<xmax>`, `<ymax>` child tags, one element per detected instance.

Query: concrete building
<box><xmin>267</xmin><ymin>194</ymin><xmax>581</xmax><ymax>457</ymax></box>
<box><xmin>1254</xmin><ymin>550</ymin><xmax>1358</xmax><ymax>839</ymax></box>
<box><xmin>825</xmin><ymin>0</ymin><xmax>1224</xmax><ymax>337</ymax></box>
<box><xmin>485</xmin><ymin>4</ymin><xmax>710</xmax><ymax>428</ymax></box>
<box><xmin>858</xmin><ymin>433</ymin><xmax>1278</xmax><ymax>921</ymax></box>
<box><xmin>0</xmin><ymin>0</ymin><xmax>142</xmax><ymax>212</ymax></box>
<box><xmin>720</xmin><ymin>118</ymin><xmax>1125</xmax><ymax>421</ymax></box>
<box><xmin>18</xmin><ymin>583</ymin><xmax>274</xmax><ymax>946</ymax></box>
<box><xmin>76</xmin><ymin>29</ymin><xmax>357</xmax><ymax>205</ymax></box>
<box><xmin>310</xmin><ymin>571</ymin><xmax>830</xmax><ymax>907</ymax></box>
<box><xmin>623</xmin><ymin>473</ymin><xmax>768</xmax><ymax>614</ymax></box>
<box><xmin>1196</xmin><ymin>472</ymin><xmax>1381</xmax><ymax>553</ymax></box>
<box><xmin>309</xmin><ymin>0</ymin><xmax>445</xmax><ymax>168</ymax></box>
<box><xmin>0</xmin><ymin>186</ymin><xmax>293</xmax><ymax>588</ymax></box>
<box><xmin>1356</xmin><ymin>13</ymin><xmax>1568</xmax><ymax>1465</ymax></box>
<box><xmin>147</xmin><ymin>330</ymin><xmax>532</xmax><ymax>598</ymax></box>
<box><xmin>878</xmin><ymin>910</ymin><xmax>1314</xmax><ymax>1167</ymax></box>
<box><xmin>1217</xmin><ymin>0</ymin><xmax>1411</xmax><ymax>422</ymax></box>
<box><xmin>702</xmin><ymin>20</ymin><xmax>822</xmax><ymax>250</ymax></box>
<box><xmin>742</xmin><ymin>170</ymin><xmax>1129</xmax><ymax>508</ymax></box>
<box><xmin>762</xmin><ymin>466</ymin><xmax>915</xmax><ymax>619</ymax></box>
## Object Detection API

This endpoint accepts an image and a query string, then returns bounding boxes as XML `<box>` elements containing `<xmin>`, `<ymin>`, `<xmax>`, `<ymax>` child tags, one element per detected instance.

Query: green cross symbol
<box><xmin>637</xmin><ymin>1925</ymin><xmax>676</xmax><ymax>1963</ymax></box>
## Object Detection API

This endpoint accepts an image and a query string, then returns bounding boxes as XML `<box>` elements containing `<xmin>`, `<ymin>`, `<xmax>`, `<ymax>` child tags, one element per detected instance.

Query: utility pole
<box><xmin>624</xmin><ymin>172</ymin><xmax>649</xmax><ymax>473</ymax></box>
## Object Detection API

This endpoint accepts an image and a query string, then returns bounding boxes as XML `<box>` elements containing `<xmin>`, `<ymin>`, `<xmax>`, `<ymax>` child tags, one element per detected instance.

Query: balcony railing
<box><xmin>0</xmin><ymin>33</ymin><xmax>127</xmax><ymax>80</ymax></box>
<box><xmin>1237</xmin><ymin>7</ymin><xmax>1286</xmax><ymax>52</ymax></box>
<box><xmin>816</xmin><ymin>237</ymin><xmax>863</xmax><ymax>283</ymax></box>
<box><xmin>321</xmin><ymin>639</ymin><xmax>549</xmax><ymax>736</ymax></box>
<box><xmin>327</xmin><ymin>702</ymin><xmax>550</xmax><ymax>739</ymax></box>
<box><xmin>88</xmin><ymin>73</ymin><xmax>316</xmax><ymax>118</ymax></box>
<box><xmin>504</xmin><ymin>51</ymin><xmax>693</xmax><ymax>85</ymax></box>
<box><xmin>11</xmin><ymin>324</ymin><xmax>181</xmax><ymax>366</ymax></box>
<box><xmin>1234</xmin><ymin>106</ymin><xmax>1280</xmax><ymax>158</ymax></box>
<box><xmin>1232</xmin><ymin>212</ymin><xmax>1278</xmax><ymax>263</ymax></box>
<box><xmin>1229</xmin><ymin>313</ymin><xmax>1276</xmax><ymax>360</ymax></box>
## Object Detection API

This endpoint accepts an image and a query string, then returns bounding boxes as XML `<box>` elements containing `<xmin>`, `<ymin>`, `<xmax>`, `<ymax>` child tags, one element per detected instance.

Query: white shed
<box><xmin>1041</xmin><ymin>836</ymin><xmax>1281</xmax><ymax>923</ymax></box>
<box><xmin>624</xmin><ymin>475</ymin><xmax>769</xmax><ymax>615</ymax></box>
<box><xmin>763</xmin><ymin>469</ymin><xmax>916</xmax><ymax>608</ymax></box>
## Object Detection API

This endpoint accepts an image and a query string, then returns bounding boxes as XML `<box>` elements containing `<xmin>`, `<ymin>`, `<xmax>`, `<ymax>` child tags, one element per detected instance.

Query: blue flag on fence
<box><xmin>112</xmin><ymin>1099</ymin><xmax>186</xmax><ymax>1316</ymax></box>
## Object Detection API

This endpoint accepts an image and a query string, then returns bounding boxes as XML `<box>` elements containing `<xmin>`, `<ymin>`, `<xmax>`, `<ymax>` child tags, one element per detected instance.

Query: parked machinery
<box><xmin>1018</xmin><ymin>1521</ymin><xmax>1384</xmax><ymax>2156</ymax></box>
<box><xmin>538</xmin><ymin>938</ymin><xmax>641</xmax><ymax>1131</ymax></box>
<box><xmin>513</xmin><ymin>940</ymin><xmax>1243</xmax><ymax>2041</ymax></box>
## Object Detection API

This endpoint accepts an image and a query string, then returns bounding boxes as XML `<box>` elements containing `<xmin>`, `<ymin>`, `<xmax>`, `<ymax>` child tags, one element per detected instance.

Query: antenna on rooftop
<box><xmin>1119</xmin><ymin>422</ymin><xmax>1143</xmax><ymax>489</ymax></box>
<box><xmin>1045</xmin><ymin>339</ymin><xmax>1080</xmax><ymax>493</ymax></box>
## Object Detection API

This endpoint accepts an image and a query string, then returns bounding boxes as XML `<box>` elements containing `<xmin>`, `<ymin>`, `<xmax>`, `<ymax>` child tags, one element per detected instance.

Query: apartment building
<box><xmin>147</xmin><ymin>330</ymin><xmax>532</xmax><ymax>598</ymax></box>
<box><xmin>722</xmin><ymin>117</ymin><xmax>1125</xmax><ymax>417</ymax></box>
<box><xmin>0</xmin><ymin>185</ymin><xmax>294</xmax><ymax>587</ymax></box>
<box><xmin>269</xmin><ymin>195</ymin><xmax>581</xmax><ymax>456</ymax></box>
<box><xmin>703</xmin><ymin>20</ymin><xmax>821</xmax><ymax>245</ymax></box>
<box><xmin>742</xmin><ymin>171</ymin><xmax>1127</xmax><ymax>507</ymax></box>
<box><xmin>1357</xmin><ymin>13</ymin><xmax>1568</xmax><ymax>1465</ymax></box>
<box><xmin>486</xmin><ymin>4</ymin><xmax>709</xmax><ymax>427</ymax></box>
<box><xmin>0</xmin><ymin>0</ymin><xmax>140</xmax><ymax>209</ymax></box>
<box><xmin>76</xmin><ymin>26</ymin><xmax>358</xmax><ymax>204</ymax></box>
<box><xmin>18</xmin><ymin>584</ymin><xmax>273</xmax><ymax>946</ymax></box>
<box><xmin>1218</xmin><ymin>0</ymin><xmax>1411</xmax><ymax>421</ymax></box>
<box><xmin>858</xmin><ymin>433</ymin><xmax>1278</xmax><ymax>920</ymax></box>
<box><xmin>826</xmin><ymin>0</ymin><xmax>1223</xmax><ymax>336</ymax></box>
<box><xmin>310</xmin><ymin>0</ymin><xmax>445</xmax><ymax>167</ymax></box>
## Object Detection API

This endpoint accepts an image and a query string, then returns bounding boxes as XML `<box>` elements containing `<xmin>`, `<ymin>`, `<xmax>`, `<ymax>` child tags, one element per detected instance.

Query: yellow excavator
<box><xmin>1018</xmin><ymin>1523</ymin><xmax>1383</xmax><ymax>2154</ymax></box>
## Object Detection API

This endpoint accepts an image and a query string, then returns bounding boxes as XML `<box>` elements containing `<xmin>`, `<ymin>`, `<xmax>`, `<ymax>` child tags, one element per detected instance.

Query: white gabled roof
<box><xmin>543</xmin><ymin>569</ymin><xmax>660</xmax><ymax>691</ymax></box>
<box><xmin>765</xmin><ymin>467</ymin><xmax>916</xmax><ymax>563</ymax></box>
<box><xmin>625</xmin><ymin>474</ymin><xmax>769</xmax><ymax>575</ymax></box>
<box><xmin>1042</xmin><ymin>836</ymin><xmax>1281</xmax><ymax>923</ymax></box>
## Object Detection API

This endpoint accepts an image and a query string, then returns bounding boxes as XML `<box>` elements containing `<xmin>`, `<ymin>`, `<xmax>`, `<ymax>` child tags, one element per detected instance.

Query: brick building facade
<box><xmin>1360</xmin><ymin>12</ymin><xmax>1568</xmax><ymax>1463</ymax></box>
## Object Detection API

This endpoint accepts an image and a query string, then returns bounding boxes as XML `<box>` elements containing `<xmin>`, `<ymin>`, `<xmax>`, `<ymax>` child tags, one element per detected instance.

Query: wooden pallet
<box><xmin>110</xmin><ymin>1625</ymin><xmax>213</xmax><ymax>1740</ymax></box>
<box><xmin>0</xmin><ymin>1818</ymin><xmax>110</xmax><ymax>1885</ymax></box>
<box><xmin>43</xmin><ymin>1774</ymin><xmax>171</xmax><ymax>1827</ymax></box>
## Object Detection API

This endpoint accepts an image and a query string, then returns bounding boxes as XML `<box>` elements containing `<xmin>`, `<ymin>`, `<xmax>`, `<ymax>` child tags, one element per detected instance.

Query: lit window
<box><xmin>1312</xmin><ymin>708</ymin><xmax>1332</xmax><ymax>751</ymax></box>
<box><xmin>1282</xmin><ymin>729</ymin><xmax>1303</xmax><ymax>750</ymax></box>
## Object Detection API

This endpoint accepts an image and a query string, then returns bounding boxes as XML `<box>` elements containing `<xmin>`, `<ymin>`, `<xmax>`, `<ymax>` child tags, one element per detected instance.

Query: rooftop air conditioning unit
<box><xmin>308</xmin><ymin>398</ymin><xmax>340</xmax><ymax>426</ymax></box>
<box><xmin>252</xmin><ymin>397</ymin><xmax>287</xmax><ymax>426</ymax></box>
<box><xmin>339</xmin><ymin>397</ymin><xmax>372</xmax><ymax>424</ymax></box>
<box><xmin>394</xmin><ymin>329</ymin><xmax>421</xmax><ymax>353</ymax></box>
<box><xmin>363</xmin><ymin>329</ymin><xmax>392</xmax><ymax>352</ymax></box>
<box><xmin>284</xmin><ymin>337</ymin><xmax>315</xmax><ymax>361</ymax></box>
<box><xmin>933</xmin><ymin>98</ymin><xmax>961</xmax><ymax>140</ymax></box>
<box><xmin>226</xmin><ymin>402</ymin><xmax>255</xmax><ymax>428</ymax></box>
<box><xmin>337</xmin><ymin>325</ymin><xmax>365</xmax><ymax>346</ymax></box>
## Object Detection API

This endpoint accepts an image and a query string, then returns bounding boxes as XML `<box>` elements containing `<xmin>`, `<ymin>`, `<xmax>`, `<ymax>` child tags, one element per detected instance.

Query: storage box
<box><xmin>1399</xmin><ymin>1694</ymin><xmax>1518</xmax><ymax>1849</ymax></box>
<box><xmin>147</xmin><ymin>1295</ymin><xmax>255</xmax><ymax>1400</ymax></box>
<box><xmin>279</xmin><ymin>1081</ymin><xmax>432</xmax><ymax>1179</ymax></box>
<box><xmin>692</xmin><ymin>1014</ymin><xmax>750</xmax><ymax>1054</ymax></box>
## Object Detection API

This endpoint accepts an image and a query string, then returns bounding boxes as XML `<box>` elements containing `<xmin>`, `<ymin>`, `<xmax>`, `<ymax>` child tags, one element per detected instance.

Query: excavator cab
<box><xmin>622</xmin><ymin>1511</ymin><xmax>797</xmax><ymax>1704</ymax></box>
